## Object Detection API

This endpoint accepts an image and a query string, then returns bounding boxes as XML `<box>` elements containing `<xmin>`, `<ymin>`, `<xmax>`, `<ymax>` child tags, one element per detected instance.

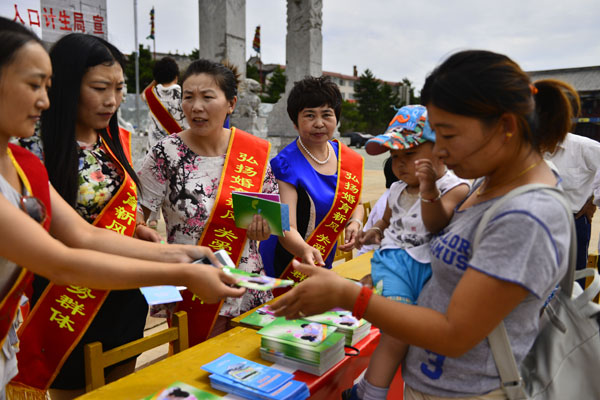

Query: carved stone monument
<box><xmin>198</xmin><ymin>0</ymin><xmax>246</xmax><ymax>78</ymax></box>
<box><xmin>233</xmin><ymin>78</ymin><xmax>268</xmax><ymax>138</ymax></box>
<box><xmin>267</xmin><ymin>0</ymin><xmax>323</xmax><ymax>152</ymax></box>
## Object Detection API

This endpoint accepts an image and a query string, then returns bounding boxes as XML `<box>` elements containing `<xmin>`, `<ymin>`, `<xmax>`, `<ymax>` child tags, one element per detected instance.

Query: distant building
<box><xmin>528</xmin><ymin>66</ymin><xmax>600</xmax><ymax>140</ymax></box>
<box><xmin>247</xmin><ymin>57</ymin><xmax>409</xmax><ymax>105</ymax></box>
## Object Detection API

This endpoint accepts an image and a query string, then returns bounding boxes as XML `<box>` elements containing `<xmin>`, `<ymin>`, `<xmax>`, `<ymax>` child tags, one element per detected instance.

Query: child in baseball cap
<box><xmin>343</xmin><ymin>105</ymin><xmax>469</xmax><ymax>400</ymax></box>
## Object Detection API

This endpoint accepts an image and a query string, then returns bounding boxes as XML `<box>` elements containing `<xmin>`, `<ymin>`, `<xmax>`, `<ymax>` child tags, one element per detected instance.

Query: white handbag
<box><xmin>473</xmin><ymin>184</ymin><xmax>600</xmax><ymax>399</ymax></box>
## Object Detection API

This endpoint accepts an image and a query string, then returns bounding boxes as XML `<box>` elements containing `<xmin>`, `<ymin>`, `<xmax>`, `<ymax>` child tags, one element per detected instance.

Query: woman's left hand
<box><xmin>338</xmin><ymin>221</ymin><xmax>360</xmax><ymax>251</ymax></box>
<box><xmin>270</xmin><ymin>260</ymin><xmax>358</xmax><ymax>319</ymax></box>
<box><xmin>134</xmin><ymin>224</ymin><xmax>163</xmax><ymax>242</ymax></box>
<box><xmin>247</xmin><ymin>214</ymin><xmax>271</xmax><ymax>241</ymax></box>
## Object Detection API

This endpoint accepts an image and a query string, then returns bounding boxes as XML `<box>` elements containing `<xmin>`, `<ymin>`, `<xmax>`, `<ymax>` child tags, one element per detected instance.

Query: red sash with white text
<box><xmin>273</xmin><ymin>140</ymin><xmax>363</xmax><ymax>296</ymax></box>
<box><xmin>10</xmin><ymin>128</ymin><xmax>139</xmax><ymax>394</ymax></box>
<box><xmin>0</xmin><ymin>145</ymin><xmax>52</xmax><ymax>349</ymax></box>
<box><xmin>176</xmin><ymin>128</ymin><xmax>270</xmax><ymax>346</ymax></box>
<box><xmin>144</xmin><ymin>85</ymin><xmax>183</xmax><ymax>135</ymax></box>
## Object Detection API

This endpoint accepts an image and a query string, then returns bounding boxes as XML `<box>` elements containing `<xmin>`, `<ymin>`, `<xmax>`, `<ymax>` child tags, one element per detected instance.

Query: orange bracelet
<box><xmin>352</xmin><ymin>285</ymin><xmax>373</xmax><ymax>320</ymax></box>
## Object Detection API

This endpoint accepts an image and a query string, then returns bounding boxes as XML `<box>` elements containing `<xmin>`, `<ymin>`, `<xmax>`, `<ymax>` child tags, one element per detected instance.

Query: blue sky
<box><xmin>107</xmin><ymin>0</ymin><xmax>600</xmax><ymax>91</ymax></box>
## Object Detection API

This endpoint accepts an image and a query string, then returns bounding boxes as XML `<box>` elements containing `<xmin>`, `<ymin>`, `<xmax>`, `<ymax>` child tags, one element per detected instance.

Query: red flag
<box><xmin>252</xmin><ymin>25</ymin><xmax>260</xmax><ymax>53</ymax></box>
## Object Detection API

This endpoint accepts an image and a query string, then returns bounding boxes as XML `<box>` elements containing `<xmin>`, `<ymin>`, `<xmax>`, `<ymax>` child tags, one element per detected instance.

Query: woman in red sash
<box><xmin>0</xmin><ymin>18</ymin><xmax>244</xmax><ymax>398</ymax></box>
<box><xmin>17</xmin><ymin>33</ymin><xmax>158</xmax><ymax>397</ymax></box>
<box><xmin>259</xmin><ymin>76</ymin><xmax>364</xmax><ymax>280</ymax></box>
<box><xmin>137</xmin><ymin>60</ymin><xmax>277</xmax><ymax>342</ymax></box>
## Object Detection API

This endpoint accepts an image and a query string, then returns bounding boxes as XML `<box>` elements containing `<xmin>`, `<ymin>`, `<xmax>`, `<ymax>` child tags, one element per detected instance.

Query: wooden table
<box><xmin>78</xmin><ymin>325</ymin><xmax>382</xmax><ymax>400</ymax></box>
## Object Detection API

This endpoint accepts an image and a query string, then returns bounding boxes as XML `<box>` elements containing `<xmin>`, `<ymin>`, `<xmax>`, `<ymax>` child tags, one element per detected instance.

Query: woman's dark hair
<box><xmin>287</xmin><ymin>76</ymin><xmax>342</xmax><ymax>126</ymax></box>
<box><xmin>0</xmin><ymin>17</ymin><xmax>42</xmax><ymax>77</ymax></box>
<box><xmin>383</xmin><ymin>156</ymin><xmax>399</xmax><ymax>188</ymax></box>
<box><xmin>180</xmin><ymin>59</ymin><xmax>240</xmax><ymax>101</ymax></box>
<box><xmin>421</xmin><ymin>50</ymin><xmax>579</xmax><ymax>153</ymax></box>
<box><xmin>153</xmin><ymin>56</ymin><xmax>179</xmax><ymax>85</ymax></box>
<box><xmin>41</xmin><ymin>33</ymin><xmax>140</xmax><ymax>206</ymax></box>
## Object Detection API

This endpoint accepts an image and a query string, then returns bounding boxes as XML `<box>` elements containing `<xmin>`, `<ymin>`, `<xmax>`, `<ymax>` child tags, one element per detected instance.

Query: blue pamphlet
<box><xmin>209</xmin><ymin>373</ymin><xmax>309</xmax><ymax>400</ymax></box>
<box><xmin>140</xmin><ymin>285</ymin><xmax>183</xmax><ymax>305</ymax></box>
<box><xmin>201</xmin><ymin>353</ymin><xmax>293</xmax><ymax>393</ymax></box>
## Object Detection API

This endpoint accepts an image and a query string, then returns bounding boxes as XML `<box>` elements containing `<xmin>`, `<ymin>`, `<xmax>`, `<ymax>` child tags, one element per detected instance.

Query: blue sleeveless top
<box><xmin>260</xmin><ymin>139</ymin><xmax>339</xmax><ymax>277</ymax></box>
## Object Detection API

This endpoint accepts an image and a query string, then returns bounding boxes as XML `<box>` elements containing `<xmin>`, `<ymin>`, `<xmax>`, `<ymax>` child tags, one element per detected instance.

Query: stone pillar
<box><xmin>198</xmin><ymin>0</ymin><xmax>246</xmax><ymax>78</ymax></box>
<box><xmin>266</xmin><ymin>0</ymin><xmax>323</xmax><ymax>152</ymax></box>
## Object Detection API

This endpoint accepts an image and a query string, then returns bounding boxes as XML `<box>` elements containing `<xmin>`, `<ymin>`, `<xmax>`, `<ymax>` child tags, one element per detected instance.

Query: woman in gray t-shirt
<box><xmin>271</xmin><ymin>49</ymin><xmax>579</xmax><ymax>399</ymax></box>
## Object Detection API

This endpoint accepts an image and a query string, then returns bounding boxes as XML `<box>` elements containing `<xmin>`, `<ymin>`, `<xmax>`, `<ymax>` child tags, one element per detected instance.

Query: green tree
<box><xmin>124</xmin><ymin>45</ymin><xmax>155</xmax><ymax>93</ymax></box>
<box><xmin>402</xmin><ymin>77</ymin><xmax>420</xmax><ymax>104</ymax></box>
<box><xmin>353</xmin><ymin>69</ymin><xmax>381</xmax><ymax>133</ymax></box>
<box><xmin>354</xmin><ymin>69</ymin><xmax>400</xmax><ymax>134</ymax></box>
<box><xmin>260</xmin><ymin>66</ymin><xmax>286</xmax><ymax>103</ymax></box>
<box><xmin>339</xmin><ymin>100</ymin><xmax>367</xmax><ymax>133</ymax></box>
<box><xmin>189</xmin><ymin>48</ymin><xmax>200</xmax><ymax>60</ymax></box>
<box><xmin>246</xmin><ymin>63</ymin><xmax>262</xmax><ymax>84</ymax></box>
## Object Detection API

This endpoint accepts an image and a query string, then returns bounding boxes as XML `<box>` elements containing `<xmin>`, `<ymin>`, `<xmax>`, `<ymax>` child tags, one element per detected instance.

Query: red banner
<box><xmin>11</xmin><ymin>129</ymin><xmax>138</xmax><ymax>392</ymax></box>
<box><xmin>144</xmin><ymin>85</ymin><xmax>183</xmax><ymax>135</ymax></box>
<box><xmin>176</xmin><ymin>128</ymin><xmax>271</xmax><ymax>346</ymax></box>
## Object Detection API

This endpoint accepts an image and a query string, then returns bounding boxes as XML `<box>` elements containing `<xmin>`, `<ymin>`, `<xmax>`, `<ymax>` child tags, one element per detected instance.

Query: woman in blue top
<box><xmin>260</xmin><ymin>76</ymin><xmax>364</xmax><ymax>278</ymax></box>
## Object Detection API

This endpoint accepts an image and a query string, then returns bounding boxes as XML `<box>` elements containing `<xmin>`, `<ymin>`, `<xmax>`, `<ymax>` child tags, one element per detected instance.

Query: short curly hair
<box><xmin>287</xmin><ymin>76</ymin><xmax>342</xmax><ymax>126</ymax></box>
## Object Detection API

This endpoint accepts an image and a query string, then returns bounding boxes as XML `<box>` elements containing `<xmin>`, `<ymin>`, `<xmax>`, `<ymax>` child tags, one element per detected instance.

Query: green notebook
<box><xmin>303</xmin><ymin>310</ymin><xmax>371</xmax><ymax>346</ymax></box>
<box><xmin>232</xmin><ymin>192</ymin><xmax>290</xmax><ymax>236</ymax></box>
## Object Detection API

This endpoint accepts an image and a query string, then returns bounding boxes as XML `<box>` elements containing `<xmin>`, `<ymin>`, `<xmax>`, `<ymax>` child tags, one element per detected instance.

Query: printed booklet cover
<box><xmin>303</xmin><ymin>309</ymin><xmax>371</xmax><ymax>346</ymax></box>
<box><xmin>141</xmin><ymin>381</ymin><xmax>221</xmax><ymax>399</ymax></box>
<box><xmin>257</xmin><ymin>318</ymin><xmax>345</xmax><ymax>364</ymax></box>
<box><xmin>232</xmin><ymin>191</ymin><xmax>290</xmax><ymax>236</ymax></box>
<box><xmin>239</xmin><ymin>305</ymin><xmax>277</xmax><ymax>328</ymax></box>
<box><xmin>223</xmin><ymin>267</ymin><xmax>294</xmax><ymax>291</ymax></box>
<box><xmin>201</xmin><ymin>353</ymin><xmax>293</xmax><ymax>393</ymax></box>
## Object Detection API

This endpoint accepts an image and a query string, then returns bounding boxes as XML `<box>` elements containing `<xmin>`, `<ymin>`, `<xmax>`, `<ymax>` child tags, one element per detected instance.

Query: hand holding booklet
<box><xmin>223</xmin><ymin>267</ymin><xmax>294</xmax><ymax>291</ymax></box>
<box><xmin>232</xmin><ymin>192</ymin><xmax>290</xmax><ymax>236</ymax></box>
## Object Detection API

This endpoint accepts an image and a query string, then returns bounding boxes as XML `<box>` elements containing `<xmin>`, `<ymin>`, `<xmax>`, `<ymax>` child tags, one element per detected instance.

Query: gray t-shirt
<box><xmin>403</xmin><ymin>186</ymin><xmax>570</xmax><ymax>397</ymax></box>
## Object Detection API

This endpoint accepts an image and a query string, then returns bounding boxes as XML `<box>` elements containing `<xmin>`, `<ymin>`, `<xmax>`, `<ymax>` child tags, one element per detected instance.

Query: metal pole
<box><xmin>134</xmin><ymin>0</ymin><xmax>140</xmax><ymax>132</ymax></box>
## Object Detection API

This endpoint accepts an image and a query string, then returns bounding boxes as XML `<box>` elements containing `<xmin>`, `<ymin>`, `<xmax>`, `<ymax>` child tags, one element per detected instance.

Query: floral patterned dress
<box><xmin>137</xmin><ymin>131</ymin><xmax>278</xmax><ymax>317</ymax></box>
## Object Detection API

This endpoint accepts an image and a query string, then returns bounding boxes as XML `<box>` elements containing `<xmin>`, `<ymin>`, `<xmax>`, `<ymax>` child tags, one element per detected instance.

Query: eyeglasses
<box><xmin>20</xmin><ymin>196</ymin><xmax>47</xmax><ymax>225</ymax></box>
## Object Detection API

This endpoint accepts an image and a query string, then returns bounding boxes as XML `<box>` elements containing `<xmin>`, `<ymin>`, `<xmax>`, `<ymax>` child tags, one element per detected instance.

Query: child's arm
<box><xmin>415</xmin><ymin>159</ymin><xmax>469</xmax><ymax>234</ymax></box>
<box><xmin>356</xmin><ymin>201</ymin><xmax>392</xmax><ymax>249</ymax></box>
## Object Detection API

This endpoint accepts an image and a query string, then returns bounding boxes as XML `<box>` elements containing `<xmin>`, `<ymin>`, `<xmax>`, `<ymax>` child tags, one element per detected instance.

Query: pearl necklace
<box><xmin>297</xmin><ymin>137</ymin><xmax>331</xmax><ymax>165</ymax></box>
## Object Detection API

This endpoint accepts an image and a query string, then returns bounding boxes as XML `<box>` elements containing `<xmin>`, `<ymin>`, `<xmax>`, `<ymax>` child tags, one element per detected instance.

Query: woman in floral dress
<box><xmin>137</xmin><ymin>59</ymin><xmax>278</xmax><ymax>339</ymax></box>
<box><xmin>18</xmin><ymin>33</ymin><xmax>159</xmax><ymax>398</ymax></box>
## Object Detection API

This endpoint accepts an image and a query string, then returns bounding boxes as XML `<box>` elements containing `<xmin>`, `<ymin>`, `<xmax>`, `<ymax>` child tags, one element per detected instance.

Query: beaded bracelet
<box><xmin>419</xmin><ymin>191</ymin><xmax>441</xmax><ymax>203</ymax></box>
<box><xmin>352</xmin><ymin>285</ymin><xmax>373</xmax><ymax>320</ymax></box>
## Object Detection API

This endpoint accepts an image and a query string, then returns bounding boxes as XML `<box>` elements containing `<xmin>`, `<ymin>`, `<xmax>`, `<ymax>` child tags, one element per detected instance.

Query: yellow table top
<box><xmin>332</xmin><ymin>250</ymin><xmax>373</xmax><ymax>281</ymax></box>
<box><xmin>77</xmin><ymin>327</ymin><xmax>264</xmax><ymax>399</ymax></box>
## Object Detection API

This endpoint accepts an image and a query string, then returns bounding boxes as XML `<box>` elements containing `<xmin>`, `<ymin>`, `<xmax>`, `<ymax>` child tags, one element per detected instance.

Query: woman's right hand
<box><xmin>301</xmin><ymin>246</ymin><xmax>325</xmax><ymax>267</ymax></box>
<box><xmin>185</xmin><ymin>263</ymin><xmax>246</xmax><ymax>304</ymax></box>
<box><xmin>270</xmin><ymin>260</ymin><xmax>359</xmax><ymax>319</ymax></box>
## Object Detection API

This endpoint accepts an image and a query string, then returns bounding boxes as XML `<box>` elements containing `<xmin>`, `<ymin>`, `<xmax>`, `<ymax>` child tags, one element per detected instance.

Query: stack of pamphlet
<box><xmin>201</xmin><ymin>353</ymin><xmax>309</xmax><ymax>400</ymax></box>
<box><xmin>303</xmin><ymin>309</ymin><xmax>371</xmax><ymax>346</ymax></box>
<box><xmin>257</xmin><ymin>318</ymin><xmax>345</xmax><ymax>376</ymax></box>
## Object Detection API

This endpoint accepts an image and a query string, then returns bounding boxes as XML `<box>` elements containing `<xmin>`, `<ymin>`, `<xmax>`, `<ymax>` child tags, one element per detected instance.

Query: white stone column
<box><xmin>267</xmin><ymin>0</ymin><xmax>323</xmax><ymax>151</ymax></box>
<box><xmin>198</xmin><ymin>0</ymin><xmax>246</xmax><ymax>78</ymax></box>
